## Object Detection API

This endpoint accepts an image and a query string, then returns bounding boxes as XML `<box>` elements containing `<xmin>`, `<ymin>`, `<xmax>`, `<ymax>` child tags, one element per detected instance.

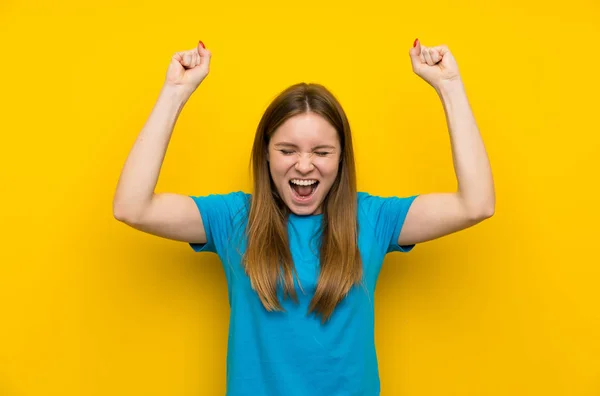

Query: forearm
<box><xmin>113</xmin><ymin>84</ymin><xmax>190</xmax><ymax>220</ymax></box>
<box><xmin>437</xmin><ymin>80</ymin><xmax>495</xmax><ymax>216</ymax></box>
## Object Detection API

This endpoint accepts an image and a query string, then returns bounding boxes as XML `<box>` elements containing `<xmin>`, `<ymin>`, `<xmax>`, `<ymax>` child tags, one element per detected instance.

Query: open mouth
<box><xmin>289</xmin><ymin>180</ymin><xmax>319</xmax><ymax>202</ymax></box>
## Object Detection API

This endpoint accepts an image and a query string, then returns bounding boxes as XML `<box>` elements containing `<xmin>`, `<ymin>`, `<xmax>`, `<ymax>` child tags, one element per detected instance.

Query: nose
<box><xmin>295</xmin><ymin>153</ymin><xmax>314</xmax><ymax>173</ymax></box>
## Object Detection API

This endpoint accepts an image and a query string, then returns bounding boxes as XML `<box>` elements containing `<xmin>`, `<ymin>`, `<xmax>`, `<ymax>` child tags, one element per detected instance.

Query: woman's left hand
<box><xmin>409</xmin><ymin>39</ymin><xmax>462</xmax><ymax>91</ymax></box>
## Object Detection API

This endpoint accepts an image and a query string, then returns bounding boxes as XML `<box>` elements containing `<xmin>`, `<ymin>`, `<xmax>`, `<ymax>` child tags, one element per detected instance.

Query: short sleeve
<box><xmin>188</xmin><ymin>191</ymin><xmax>250</xmax><ymax>254</ymax></box>
<box><xmin>358</xmin><ymin>192</ymin><xmax>419</xmax><ymax>253</ymax></box>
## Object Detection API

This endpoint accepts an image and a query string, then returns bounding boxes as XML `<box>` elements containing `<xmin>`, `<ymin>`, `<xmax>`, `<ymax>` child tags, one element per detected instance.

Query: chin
<box><xmin>289</xmin><ymin>204</ymin><xmax>321</xmax><ymax>216</ymax></box>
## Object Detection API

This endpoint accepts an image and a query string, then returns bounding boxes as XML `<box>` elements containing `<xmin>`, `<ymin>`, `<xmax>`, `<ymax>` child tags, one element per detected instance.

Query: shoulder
<box><xmin>192</xmin><ymin>190</ymin><xmax>250</xmax><ymax>202</ymax></box>
<box><xmin>356</xmin><ymin>191</ymin><xmax>419</xmax><ymax>252</ymax></box>
<box><xmin>357</xmin><ymin>191</ymin><xmax>418</xmax><ymax>204</ymax></box>
<box><xmin>357</xmin><ymin>191</ymin><xmax>394</xmax><ymax>211</ymax></box>
<box><xmin>357</xmin><ymin>191</ymin><xmax>419</xmax><ymax>219</ymax></box>
<box><xmin>190</xmin><ymin>191</ymin><xmax>251</xmax><ymax>217</ymax></box>
<box><xmin>224</xmin><ymin>191</ymin><xmax>252</xmax><ymax>208</ymax></box>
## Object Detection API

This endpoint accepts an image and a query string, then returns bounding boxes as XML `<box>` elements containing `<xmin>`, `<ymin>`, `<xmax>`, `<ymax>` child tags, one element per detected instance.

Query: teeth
<box><xmin>290</xmin><ymin>179</ymin><xmax>318</xmax><ymax>186</ymax></box>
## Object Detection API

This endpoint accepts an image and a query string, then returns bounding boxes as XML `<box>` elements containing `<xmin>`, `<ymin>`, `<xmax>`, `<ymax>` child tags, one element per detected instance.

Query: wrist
<box><xmin>435</xmin><ymin>77</ymin><xmax>464</xmax><ymax>93</ymax></box>
<box><xmin>160</xmin><ymin>83</ymin><xmax>193</xmax><ymax>104</ymax></box>
<box><xmin>436</xmin><ymin>78</ymin><xmax>465</xmax><ymax>98</ymax></box>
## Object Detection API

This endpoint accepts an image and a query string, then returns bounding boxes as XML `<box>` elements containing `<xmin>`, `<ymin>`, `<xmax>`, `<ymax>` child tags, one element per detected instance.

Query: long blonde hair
<box><xmin>244</xmin><ymin>82</ymin><xmax>362</xmax><ymax>324</ymax></box>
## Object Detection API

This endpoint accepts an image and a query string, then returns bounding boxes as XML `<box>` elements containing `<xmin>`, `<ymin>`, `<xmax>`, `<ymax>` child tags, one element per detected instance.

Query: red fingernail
<box><xmin>199</xmin><ymin>40</ymin><xmax>206</xmax><ymax>49</ymax></box>
<box><xmin>413</xmin><ymin>38</ymin><xmax>419</xmax><ymax>47</ymax></box>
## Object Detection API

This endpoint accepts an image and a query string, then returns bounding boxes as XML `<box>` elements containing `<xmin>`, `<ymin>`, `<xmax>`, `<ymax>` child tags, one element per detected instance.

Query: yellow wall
<box><xmin>1</xmin><ymin>1</ymin><xmax>599</xmax><ymax>395</ymax></box>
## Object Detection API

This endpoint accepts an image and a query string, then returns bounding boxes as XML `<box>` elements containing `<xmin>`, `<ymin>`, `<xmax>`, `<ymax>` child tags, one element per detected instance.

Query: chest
<box><xmin>224</xmin><ymin>217</ymin><xmax>385</xmax><ymax>302</ymax></box>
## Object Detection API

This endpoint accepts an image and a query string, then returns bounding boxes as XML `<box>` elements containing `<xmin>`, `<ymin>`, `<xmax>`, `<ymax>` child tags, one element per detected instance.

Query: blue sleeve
<box><xmin>358</xmin><ymin>192</ymin><xmax>419</xmax><ymax>253</ymax></box>
<box><xmin>187</xmin><ymin>191</ymin><xmax>249</xmax><ymax>254</ymax></box>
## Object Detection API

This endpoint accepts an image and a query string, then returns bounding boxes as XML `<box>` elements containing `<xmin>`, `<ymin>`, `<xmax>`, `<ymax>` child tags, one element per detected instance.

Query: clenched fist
<box><xmin>409</xmin><ymin>39</ymin><xmax>461</xmax><ymax>92</ymax></box>
<box><xmin>165</xmin><ymin>41</ymin><xmax>212</xmax><ymax>96</ymax></box>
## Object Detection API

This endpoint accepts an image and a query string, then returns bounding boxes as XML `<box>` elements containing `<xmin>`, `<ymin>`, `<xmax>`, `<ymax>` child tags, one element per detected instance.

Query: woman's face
<box><xmin>267</xmin><ymin>112</ymin><xmax>341</xmax><ymax>216</ymax></box>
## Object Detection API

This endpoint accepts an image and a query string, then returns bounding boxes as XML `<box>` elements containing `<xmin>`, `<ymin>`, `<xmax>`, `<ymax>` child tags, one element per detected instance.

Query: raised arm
<box><xmin>113</xmin><ymin>41</ymin><xmax>212</xmax><ymax>243</ymax></box>
<box><xmin>398</xmin><ymin>40</ymin><xmax>495</xmax><ymax>246</ymax></box>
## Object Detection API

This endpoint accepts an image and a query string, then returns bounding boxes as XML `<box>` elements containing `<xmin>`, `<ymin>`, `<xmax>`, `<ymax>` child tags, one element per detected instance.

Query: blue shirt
<box><xmin>189</xmin><ymin>191</ymin><xmax>418</xmax><ymax>396</ymax></box>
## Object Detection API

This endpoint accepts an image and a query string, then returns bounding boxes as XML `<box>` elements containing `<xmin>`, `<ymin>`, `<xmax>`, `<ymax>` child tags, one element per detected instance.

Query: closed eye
<box><xmin>279</xmin><ymin>149</ymin><xmax>331</xmax><ymax>156</ymax></box>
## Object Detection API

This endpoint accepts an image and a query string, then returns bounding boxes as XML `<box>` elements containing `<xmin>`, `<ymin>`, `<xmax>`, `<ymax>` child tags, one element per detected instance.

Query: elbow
<box><xmin>113</xmin><ymin>193</ymin><xmax>152</xmax><ymax>225</ymax></box>
<box><xmin>468</xmin><ymin>203</ymin><xmax>495</xmax><ymax>222</ymax></box>
<box><xmin>480</xmin><ymin>205</ymin><xmax>495</xmax><ymax>220</ymax></box>
<box><xmin>462</xmin><ymin>193</ymin><xmax>495</xmax><ymax>222</ymax></box>
<box><xmin>113</xmin><ymin>201</ymin><xmax>140</xmax><ymax>224</ymax></box>
<box><xmin>113</xmin><ymin>203</ymin><xmax>129</xmax><ymax>223</ymax></box>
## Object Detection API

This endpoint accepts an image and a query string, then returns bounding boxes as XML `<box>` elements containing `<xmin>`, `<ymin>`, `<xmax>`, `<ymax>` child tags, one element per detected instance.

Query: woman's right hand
<box><xmin>165</xmin><ymin>41</ymin><xmax>212</xmax><ymax>96</ymax></box>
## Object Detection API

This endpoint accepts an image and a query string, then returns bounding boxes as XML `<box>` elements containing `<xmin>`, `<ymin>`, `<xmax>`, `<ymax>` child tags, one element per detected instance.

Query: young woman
<box><xmin>113</xmin><ymin>39</ymin><xmax>494</xmax><ymax>395</ymax></box>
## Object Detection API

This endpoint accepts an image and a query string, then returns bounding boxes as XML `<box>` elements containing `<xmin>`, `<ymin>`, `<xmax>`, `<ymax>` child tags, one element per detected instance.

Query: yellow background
<box><xmin>1</xmin><ymin>0</ymin><xmax>599</xmax><ymax>395</ymax></box>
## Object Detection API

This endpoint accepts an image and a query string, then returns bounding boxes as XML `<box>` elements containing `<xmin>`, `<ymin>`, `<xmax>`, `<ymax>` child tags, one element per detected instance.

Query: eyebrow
<box><xmin>274</xmin><ymin>142</ymin><xmax>337</xmax><ymax>150</ymax></box>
